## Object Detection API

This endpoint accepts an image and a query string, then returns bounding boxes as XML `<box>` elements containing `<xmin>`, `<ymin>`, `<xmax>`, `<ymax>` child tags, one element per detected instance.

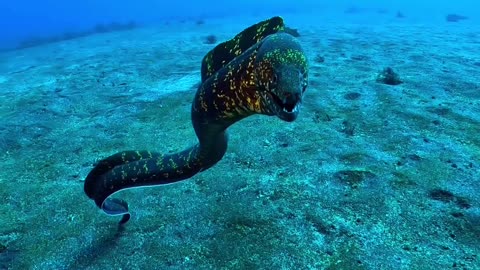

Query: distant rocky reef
<box><xmin>16</xmin><ymin>21</ymin><xmax>138</xmax><ymax>50</ymax></box>
<box><xmin>445</xmin><ymin>14</ymin><xmax>468</xmax><ymax>22</ymax></box>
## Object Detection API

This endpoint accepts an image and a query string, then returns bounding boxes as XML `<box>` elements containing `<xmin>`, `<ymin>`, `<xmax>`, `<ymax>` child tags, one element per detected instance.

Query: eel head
<box><xmin>255</xmin><ymin>32</ymin><xmax>309</xmax><ymax>122</ymax></box>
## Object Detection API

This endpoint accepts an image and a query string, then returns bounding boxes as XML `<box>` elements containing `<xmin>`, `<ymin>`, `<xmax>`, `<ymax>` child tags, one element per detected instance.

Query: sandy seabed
<box><xmin>0</xmin><ymin>14</ymin><xmax>479</xmax><ymax>269</ymax></box>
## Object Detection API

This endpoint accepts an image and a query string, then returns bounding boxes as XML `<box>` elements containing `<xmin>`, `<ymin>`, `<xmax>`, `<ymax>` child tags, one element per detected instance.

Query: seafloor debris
<box><xmin>314</xmin><ymin>54</ymin><xmax>325</xmax><ymax>63</ymax></box>
<box><xmin>396</xmin><ymin>11</ymin><xmax>405</xmax><ymax>18</ymax></box>
<box><xmin>376</xmin><ymin>67</ymin><xmax>403</xmax><ymax>85</ymax></box>
<box><xmin>204</xmin><ymin>34</ymin><xmax>217</xmax><ymax>44</ymax></box>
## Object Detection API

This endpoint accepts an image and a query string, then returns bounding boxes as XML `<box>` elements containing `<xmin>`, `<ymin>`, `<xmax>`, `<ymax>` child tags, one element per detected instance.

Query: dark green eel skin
<box><xmin>84</xmin><ymin>16</ymin><xmax>309</xmax><ymax>224</ymax></box>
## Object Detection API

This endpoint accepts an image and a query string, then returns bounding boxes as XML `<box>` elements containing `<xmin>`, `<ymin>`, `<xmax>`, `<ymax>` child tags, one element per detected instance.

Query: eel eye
<box><xmin>302</xmin><ymin>82</ymin><xmax>308</xmax><ymax>93</ymax></box>
<box><xmin>271</xmin><ymin>73</ymin><xmax>278</xmax><ymax>84</ymax></box>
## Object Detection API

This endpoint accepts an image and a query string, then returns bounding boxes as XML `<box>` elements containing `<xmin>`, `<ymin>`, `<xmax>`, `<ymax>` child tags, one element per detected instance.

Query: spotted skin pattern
<box><xmin>84</xmin><ymin>16</ymin><xmax>309</xmax><ymax>224</ymax></box>
<box><xmin>201</xmin><ymin>16</ymin><xmax>285</xmax><ymax>82</ymax></box>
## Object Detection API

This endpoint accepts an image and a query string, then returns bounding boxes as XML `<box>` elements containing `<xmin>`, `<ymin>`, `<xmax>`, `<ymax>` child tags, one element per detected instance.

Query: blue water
<box><xmin>1</xmin><ymin>0</ymin><xmax>478</xmax><ymax>50</ymax></box>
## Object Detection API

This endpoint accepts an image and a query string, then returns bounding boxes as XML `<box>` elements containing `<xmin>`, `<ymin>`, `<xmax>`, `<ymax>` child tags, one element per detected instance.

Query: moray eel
<box><xmin>84</xmin><ymin>16</ymin><xmax>309</xmax><ymax>224</ymax></box>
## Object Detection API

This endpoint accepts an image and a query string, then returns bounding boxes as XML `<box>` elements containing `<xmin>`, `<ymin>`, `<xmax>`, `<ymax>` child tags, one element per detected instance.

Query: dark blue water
<box><xmin>1</xmin><ymin>0</ymin><xmax>478</xmax><ymax>50</ymax></box>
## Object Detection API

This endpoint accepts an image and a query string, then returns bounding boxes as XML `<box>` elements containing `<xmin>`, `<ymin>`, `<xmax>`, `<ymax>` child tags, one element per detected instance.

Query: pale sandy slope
<box><xmin>0</xmin><ymin>14</ymin><xmax>479</xmax><ymax>269</ymax></box>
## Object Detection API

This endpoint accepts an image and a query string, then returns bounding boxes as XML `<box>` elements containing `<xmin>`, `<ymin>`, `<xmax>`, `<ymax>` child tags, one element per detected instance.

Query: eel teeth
<box><xmin>282</xmin><ymin>102</ymin><xmax>299</xmax><ymax>113</ymax></box>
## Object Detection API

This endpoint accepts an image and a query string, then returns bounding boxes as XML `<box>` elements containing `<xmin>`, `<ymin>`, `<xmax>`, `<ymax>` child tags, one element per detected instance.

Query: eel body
<box><xmin>84</xmin><ymin>16</ymin><xmax>309</xmax><ymax>224</ymax></box>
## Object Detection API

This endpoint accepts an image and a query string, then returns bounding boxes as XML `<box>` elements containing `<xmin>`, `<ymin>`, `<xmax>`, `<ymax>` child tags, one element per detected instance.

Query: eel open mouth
<box><xmin>269</xmin><ymin>92</ymin><xmax>301</xmax><ymax>122</ymax></box>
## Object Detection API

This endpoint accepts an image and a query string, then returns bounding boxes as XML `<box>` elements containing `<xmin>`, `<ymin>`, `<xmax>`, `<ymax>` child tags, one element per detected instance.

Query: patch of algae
<box><xmin>135</xmin><ymin>92</ymin><xmax>191</xmax><ymax>124</ymax></box>
<box><xmin>324</xmin><ymin>241</ymin><xmax>366</xmax><ymax>270</ymax></box>
<box><xmin>391</xmin><ymin>155</ymin><xmax>454</xmax><ymax>190</ymax></box>
<box><xmin>334</xmin><ymin>169</ymin><xmax>376</xmax><ymax>188</ymax></box>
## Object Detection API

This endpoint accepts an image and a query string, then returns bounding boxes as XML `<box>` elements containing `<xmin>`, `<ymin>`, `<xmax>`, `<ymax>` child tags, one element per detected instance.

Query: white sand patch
<box><xmin>154</xmin><ymin>73</ymin><xmax>199</xmax><ymax>95</ymax></box>
<box><xmin>131</xmin><ymin>73</ymin><xmax>200</xmax><ymax>102</ymax></box>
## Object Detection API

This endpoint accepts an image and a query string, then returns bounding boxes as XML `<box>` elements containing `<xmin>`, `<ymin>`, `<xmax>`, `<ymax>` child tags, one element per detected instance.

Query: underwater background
<box><xmin>0</xmin><ymin>0</ymin><xmax>479</xmax><ymax>269</ymax></box>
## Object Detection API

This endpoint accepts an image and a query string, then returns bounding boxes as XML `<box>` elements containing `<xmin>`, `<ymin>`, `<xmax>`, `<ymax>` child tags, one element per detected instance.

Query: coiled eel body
<box><xmin>84</xmin><ymin>16</ymin><xmax>309</xmax><ymax>224</ymax></box>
